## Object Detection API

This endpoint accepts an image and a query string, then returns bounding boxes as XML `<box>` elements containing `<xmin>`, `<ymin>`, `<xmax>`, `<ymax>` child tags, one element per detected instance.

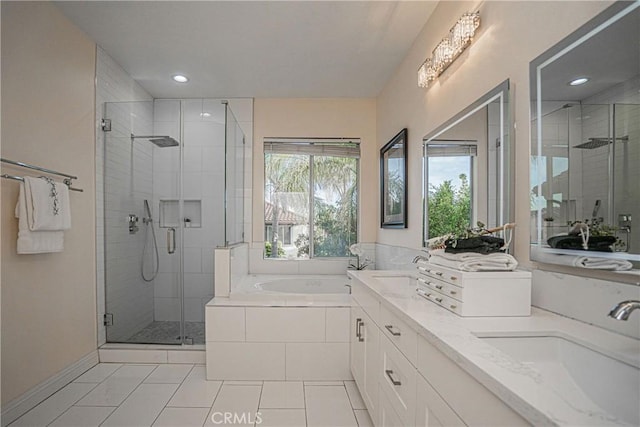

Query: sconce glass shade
<box><xmin>418</xmin><ymin>12</ymin><xmax>480</xmax><ymax>88</ymax></box>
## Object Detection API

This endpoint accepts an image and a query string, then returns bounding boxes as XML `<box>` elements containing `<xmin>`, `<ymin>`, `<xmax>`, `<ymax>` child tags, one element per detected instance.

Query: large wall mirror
<box><xmin>423</xmin><ymin>80</ymin><xmax>512</xmax><ymax>248</ymax></box>
<box><xmin>530</xmin><ymin>2</ymin><xmax>640</xmax><ymax>274</ymax></box>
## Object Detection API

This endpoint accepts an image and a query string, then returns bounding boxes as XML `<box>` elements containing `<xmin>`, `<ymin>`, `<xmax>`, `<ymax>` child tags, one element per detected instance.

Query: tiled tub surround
<box><xmin>205</xmin><ymin>280</ymin><xmax>352</xmax><ymax>381</ymax></box>
<box><xmin>348</xmin><ymin>270</ymin><xmax>640</xmax><ymax>426</ymax></box>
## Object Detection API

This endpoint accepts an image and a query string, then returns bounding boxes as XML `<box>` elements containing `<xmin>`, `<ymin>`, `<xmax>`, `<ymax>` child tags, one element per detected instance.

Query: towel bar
<box><xmin>0</xmin><ymin>158</ymin><xmax>83</xmax><ymax>192</ymax></box>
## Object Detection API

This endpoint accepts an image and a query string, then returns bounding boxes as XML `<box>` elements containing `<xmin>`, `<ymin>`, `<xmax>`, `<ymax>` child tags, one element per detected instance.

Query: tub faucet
<box><xmin>412</xmin><ymin>255</ymin><xmax>429</xmax><ymax>263</ymax></box>
<box><xmin>608</xmin><ymin>300</ymin><xmax>640</xmax><ymax>321</ymax></box>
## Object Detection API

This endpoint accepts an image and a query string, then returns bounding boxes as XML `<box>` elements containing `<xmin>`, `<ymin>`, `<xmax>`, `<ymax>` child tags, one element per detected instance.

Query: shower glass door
<box><xmin>103</xmin><ymin>100</ymin><xmax>184</xmax><ymax>345</ymax></box>
<box><xmin>103</xmin><ymin>99</ymin><xmax>242</xmax><ymax>345</ymax></box>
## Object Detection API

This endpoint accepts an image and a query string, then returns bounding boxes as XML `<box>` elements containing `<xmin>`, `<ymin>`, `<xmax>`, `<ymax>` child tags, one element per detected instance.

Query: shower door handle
<box><xmin>167</xmin><ymin>227</ymin><xmax>176</xmax><ymax>254</ymax></box>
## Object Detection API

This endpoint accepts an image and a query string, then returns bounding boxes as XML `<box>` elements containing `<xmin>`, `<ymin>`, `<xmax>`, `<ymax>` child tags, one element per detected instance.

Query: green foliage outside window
<box><xmin>428</xmin><ymin>173</ymin><xmax>471</xmax><ymax>238</ymax></box>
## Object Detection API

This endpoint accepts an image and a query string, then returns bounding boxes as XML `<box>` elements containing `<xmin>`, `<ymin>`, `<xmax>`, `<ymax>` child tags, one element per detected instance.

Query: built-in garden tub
<box><xmin>239</xmin><ymin>274</ymin><xmax>351</xmax><ymax>295</ymax></box>
<box><xmin>205</xmin><ymin>275</ymin><xmax>353</xmax><ymax>381</ymax></box>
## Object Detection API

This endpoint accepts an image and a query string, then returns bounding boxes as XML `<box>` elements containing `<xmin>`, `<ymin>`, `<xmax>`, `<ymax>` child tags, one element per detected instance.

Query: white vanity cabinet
<box><xmin>416</xmin><ymin>262</ymin><xmax>532</xmax><ymax>316</ymax></box>
<box><xmin>417</xmin><ymin>335</ymin><xmax>529</xmax><ymax>426</ymax></box>
<box><xmin>350</xmin><ymin>288</ymin><xmax>380</xmax><ymax>422</ymax></box>
<box><xmin>415</xmin><ymin>373</ymin><xmax>465</xmax><ymax>427</ymax></box>
<box><xmin>349</xmin><ymin>275</ymin><xmax>530</xmax><ymax>427</ymax></box>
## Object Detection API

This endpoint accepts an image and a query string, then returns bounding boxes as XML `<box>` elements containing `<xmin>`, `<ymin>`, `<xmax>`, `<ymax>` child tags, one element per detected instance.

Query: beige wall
<box><xmin>1</xmin><ymin>1</ymin><xmax>97</xmax><ymax>404</ymax></box>
<box><xmin>252</xmin><ymin>98</ymin><xmax>377</xmax><ymax>244</ymax></box>
<box><xmin>376</xmin><ymin>1</ymin><xmax>614</xmax><ymax>273</ymax></box>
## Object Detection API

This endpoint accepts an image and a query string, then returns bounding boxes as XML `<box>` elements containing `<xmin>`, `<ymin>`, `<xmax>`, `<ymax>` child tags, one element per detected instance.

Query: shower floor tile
<box><xmin>123</xmin><ymin>321</ymin><xmax>205</xmax><ymax>345</ymax></box>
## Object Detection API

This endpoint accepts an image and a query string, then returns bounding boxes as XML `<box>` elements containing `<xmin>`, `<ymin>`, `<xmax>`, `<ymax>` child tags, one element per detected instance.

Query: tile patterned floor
<box><xmin>123</xmin><ymin>322</ymin><xmax>206</xmax><ymax>345</ymax></box>
<box><xmin>10</xmin><ymin>363</ymin><xmax>373</xmax><ymax>427</ymax></box>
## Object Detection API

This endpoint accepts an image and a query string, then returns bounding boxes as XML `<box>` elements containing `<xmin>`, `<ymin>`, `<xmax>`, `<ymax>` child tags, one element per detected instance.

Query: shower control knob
<box><xmin>128</xmin><ymin>214</ymin><xmax>139</xmax><ymax>234</ymax></box>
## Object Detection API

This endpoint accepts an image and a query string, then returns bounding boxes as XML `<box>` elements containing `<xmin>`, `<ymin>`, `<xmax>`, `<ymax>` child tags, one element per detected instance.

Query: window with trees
<box><xmin>425</xmin><ymin>142</ymin><xmax>476</xmax><ymax>238</ymax></box>
<box><xmin>264</xmin><ymin>138</ymin><xmax>359</xmax><ymax>259</ymax></box>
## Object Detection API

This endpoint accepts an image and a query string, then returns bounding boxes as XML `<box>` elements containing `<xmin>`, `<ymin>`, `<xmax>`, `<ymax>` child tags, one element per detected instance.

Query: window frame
<box><xmin>263</xmin><ymin>138</ymin><xmax>361</xmax><ymax>259</ymax></box>
<box><xmin>424</xmin><ymin>140</ymin><xmax>478</xmax><ymax>239</ymax></box>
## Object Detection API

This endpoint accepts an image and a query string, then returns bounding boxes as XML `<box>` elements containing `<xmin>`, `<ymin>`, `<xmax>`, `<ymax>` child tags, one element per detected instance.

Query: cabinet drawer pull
<box><xmin>450</xmin><ymin>304</ymin><xmax>457</xmax><ymax>310</ymax></box>
<box><xmin>435</xmin><ymin>271</ymin><xmax>444</xmax><ymax>276</ymax></box>
<box><xmin>385</xmin><ymin>325</ymin><xmax>401</xmax><ymax>336</ymax></box>
<box><xmin>435</xmin><ymin>284</ymin><xmax>443</xmax><ymax>290</ymax></box>
<box><xmin>385</xmin><ymin>370</ymin><xmax>402</xmax><ymax>386</ymax></box>
<box><xmin>450</xmin><ymin>276</ymin><xmax>458</xmax><ymax>281</ymax></box>
<box><xmin>357</xmin><ymin>319</ymin><xmax>364</xmax><ymax>342</ymax></box>
<box><xmin>450</xmin><ymin>290</ymin><xmax>457</xmax><ymax>295</ymax></box>
<box><xmin>435</xmin><ymin>297</ymin><xmax>443</xmax><ymax>303</ymax></box>
<box><xmin>355</xmin><ymin>318</ymin><xmax>361</xmax><ymax>337</ymax></box>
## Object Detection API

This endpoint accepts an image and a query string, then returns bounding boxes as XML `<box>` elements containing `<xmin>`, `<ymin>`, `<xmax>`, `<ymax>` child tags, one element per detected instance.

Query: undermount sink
<box><xmin>371</xmin><ymin>275</ymin><xmax>415</xmax><ymax>287</ymax></box>
<box><xmin>477</xmin><ymin>334</ymin><xmax>640</xmax><ymax>425</ymax></box>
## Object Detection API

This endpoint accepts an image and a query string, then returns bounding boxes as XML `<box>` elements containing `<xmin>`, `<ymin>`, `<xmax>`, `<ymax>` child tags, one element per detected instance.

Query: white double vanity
<box><xmin>348</xmin><ymin>270</ymin><xmax>639</xmax><ymax>426</ymax></box>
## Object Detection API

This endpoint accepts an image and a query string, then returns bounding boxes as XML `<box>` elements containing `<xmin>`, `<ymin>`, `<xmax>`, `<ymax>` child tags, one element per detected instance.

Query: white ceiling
<box><xmin>55</xmin><ymin>1</ymin><xmax>438</xmax><ymax>99</ymax></box>
<box><xmin>536</xmin><ymin>5</ymin><xmax>639</xmax><ymax>102</ymax></box>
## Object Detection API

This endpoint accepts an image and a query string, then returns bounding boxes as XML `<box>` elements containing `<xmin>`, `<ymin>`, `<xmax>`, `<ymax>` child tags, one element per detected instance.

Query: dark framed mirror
<box><xmin>380</xmin><ymin>128</ymin><xmax>408</xmax><ymax>228</ymax></box>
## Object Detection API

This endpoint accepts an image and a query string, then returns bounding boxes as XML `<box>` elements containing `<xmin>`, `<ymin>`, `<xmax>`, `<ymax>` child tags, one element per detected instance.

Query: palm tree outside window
<box><xmin>264</xmin><ymin>138</ymin><xmax>360</xmax><ymax>259</ymax></box>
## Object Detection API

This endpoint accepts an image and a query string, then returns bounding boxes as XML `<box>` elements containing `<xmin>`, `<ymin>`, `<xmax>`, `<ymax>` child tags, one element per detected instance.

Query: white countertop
<box><xmin>348</xmin><ymin>270</ymin><xmax>640</xmax><ymax>426</ymax></box>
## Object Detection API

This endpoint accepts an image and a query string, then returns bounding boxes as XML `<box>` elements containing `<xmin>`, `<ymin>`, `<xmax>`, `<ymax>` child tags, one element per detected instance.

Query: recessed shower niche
<box><xmin>159</xmin><ymin>199</ymin><xmax>202</xmax><ymax>228</ymax></box>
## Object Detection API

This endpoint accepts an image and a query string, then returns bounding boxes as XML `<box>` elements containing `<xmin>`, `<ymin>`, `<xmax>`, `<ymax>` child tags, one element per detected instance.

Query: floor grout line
<box><xmin>18</xmin><ymin>363</ymin><xmax>370</xmax><ymax>427</ymax></box>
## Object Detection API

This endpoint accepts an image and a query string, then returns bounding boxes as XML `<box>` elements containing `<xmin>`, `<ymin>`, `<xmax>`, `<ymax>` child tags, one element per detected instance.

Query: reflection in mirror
<box><xmin>530</xmin><ymin>2</ymin><xmax>640</xmax><ymax>273</ymax></box>
<box><xmin>423</xmin><ymin>80</ymin><xmax>511</xmax><ymax>248</ymax></box>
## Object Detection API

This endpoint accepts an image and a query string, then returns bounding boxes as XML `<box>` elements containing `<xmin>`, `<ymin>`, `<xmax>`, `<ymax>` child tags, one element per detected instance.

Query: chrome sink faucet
<box><xmin>412</xmin><ymin>255</ymin><xmax>429</xmax><ymax>263</ymax></box>
<box><xmin>608</xmin><ymin>300</ymin><xmax>640</xmax><ymax>321</ymax></box>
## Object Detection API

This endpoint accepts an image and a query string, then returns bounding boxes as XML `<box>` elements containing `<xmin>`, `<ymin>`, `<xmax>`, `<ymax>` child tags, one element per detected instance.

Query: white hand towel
<box><xmin>532</xmin><ymin>248</ymin><xmax>633</xmax><ymax>271</ymax></box>
<box><xmin>15</xmin><ymin>182</ymin><xmax>64</xmax><ymax>254</ymax></box>
<box><xmin>428</xmin><ymin>249</ymin><xmax>519</xmax><ymax>272</ymax></box>
<box><xmin>574</xmin><ymin>256</ymin><xmax>633</xmax><ymax>271</ymax></box>
<box><xmin>24</xmin><ymin>176</ymin><xmax>71</xmax><ymax>231</ymax></box>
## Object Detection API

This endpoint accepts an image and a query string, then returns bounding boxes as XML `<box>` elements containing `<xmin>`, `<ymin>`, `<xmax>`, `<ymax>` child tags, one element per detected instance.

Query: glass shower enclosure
<box><xmin>530</xmin><ymin>102</ymin><xmax>639</xmax><ymax>253</ymax></box>
<box><xmin>102</xmin><ymin>99</ymin><xmax>245</xmax><ymax>345</ymax></box>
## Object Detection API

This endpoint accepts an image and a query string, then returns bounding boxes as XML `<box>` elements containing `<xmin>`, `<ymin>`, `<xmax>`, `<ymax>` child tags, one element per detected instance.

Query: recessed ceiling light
<box><xmin>569</xmin><ymin>77</ymin><xmax>589</xmax><ymax>86</ymax></box>
<box><xmin>172</xmin><ymin>74</ymin><xmax>189</xmax><ymax>83</ymax></box>
<box><xmin>200</xmin><ymin>112</ymin><xmax>211</xmax><ymax>118</ymax></box>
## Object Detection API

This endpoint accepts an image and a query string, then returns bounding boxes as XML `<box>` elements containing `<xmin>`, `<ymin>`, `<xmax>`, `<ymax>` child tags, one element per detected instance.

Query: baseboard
<box><xmin>1</xmin><ymin>350</ymin><xmax>98</xmax><ymax>427</ymax></box>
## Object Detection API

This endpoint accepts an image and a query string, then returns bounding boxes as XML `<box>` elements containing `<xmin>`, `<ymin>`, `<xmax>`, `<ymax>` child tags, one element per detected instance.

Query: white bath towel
<box><xmin>24</xmin><ymin>176</ymin><xmax>71</xmax><ymax>231</ymax></box>
<box><xmin>428</xmin><ymin>249</ymin><xmax>519</xmax><ymax>272</ymax></box>
<box><xmin>15</xmin><ymin>182</ymin><xmax>64</xmax><ymax>254</ymax></box>
<box><xmin>533</xmin><ymin>249</ymin><xmax>633</xmax><ymax>271</ymax></box>
<box><xmin>574</xmin><ymin>256</ymin><xmax>633</xmax><ymax>271</ymax></box>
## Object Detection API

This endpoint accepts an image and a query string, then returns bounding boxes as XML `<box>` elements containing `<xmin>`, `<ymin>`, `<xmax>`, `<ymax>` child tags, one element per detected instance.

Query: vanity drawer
<box><xmin>380</xmin><ymin>335</ymin><xmax>417</xmax><ymax>426</ymax></box>
<box><xmin>417</xmin><ymin>336</ymin><xmax>529</xmax><ymax>426</ymax></box>
<box><xmin>416</xmin><ymin>264</ymin><xmax>462</xmax><ymax>285</ymax></box>
<box><xmin>417</xmin><ymin>276</ymin><xmax>463</xmax><ymax>302</ymax></box>
<box><xmin>416</xmin><ymin>287</ymin><xmax>462</xmax><ymax>316</ymax></box>
<box><xmin>415</xmin><ymin>373</ymin><xmax>465</xmax><ymax>427</ymax></box>
<box><xmin>380</xmin><ymin>304</ymin><xmax>418</xmax><ymax>366</ymax></box>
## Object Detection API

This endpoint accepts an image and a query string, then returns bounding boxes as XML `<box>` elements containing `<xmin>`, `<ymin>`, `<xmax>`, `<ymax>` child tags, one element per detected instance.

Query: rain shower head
<box><xmin>573</xmin><ymin>135</ymin><xmax>629</xmax><ymax>149</ymax></box>
<box><xmin>131</xmin><ymin>134</ymin><xmax>179</xmax><ymax>147</ymax></box>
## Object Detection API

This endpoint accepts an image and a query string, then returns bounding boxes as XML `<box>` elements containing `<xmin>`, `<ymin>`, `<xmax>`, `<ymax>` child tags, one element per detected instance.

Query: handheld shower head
<box><xmin>592</xmin><ymin>199</ymin><xmax>601</xmax><ymax>218</ymax></box>
<box><xmin>143</xmin><ymin>199</ymin><xmax>153</xmax><ymax>224</ymax></box>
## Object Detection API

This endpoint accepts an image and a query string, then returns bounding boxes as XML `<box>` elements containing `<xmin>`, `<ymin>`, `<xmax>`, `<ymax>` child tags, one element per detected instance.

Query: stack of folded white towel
<box><xmin>533</xmin><ymin>249</ymin><xmax>633</xmax><ymax>271</ymax></box>
<box><xmin>428</xmin><ymin>249</ymin><xmax>518</xmax><ymax>272</ymax></box>
<box><xmin>15</xmin><ymin>176</ymin><xmax>71</xmax><ymax>254</ymax></box>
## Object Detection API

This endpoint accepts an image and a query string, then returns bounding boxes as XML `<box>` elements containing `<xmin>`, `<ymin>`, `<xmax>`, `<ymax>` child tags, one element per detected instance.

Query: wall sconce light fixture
<box><xmin>418</xmin><ymin>12</ymin><xmax>480</xmax><ymax>88</ymax></box>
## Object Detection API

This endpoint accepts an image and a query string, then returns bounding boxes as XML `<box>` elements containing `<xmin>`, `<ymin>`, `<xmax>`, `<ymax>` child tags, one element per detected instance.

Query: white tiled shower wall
<box><xmin>97</xmin><ymin>47</ymin><xmax>254</xmax><ymax>337</ymax></box>
<box><xmin>580</xmin><ymin>77</ymin><xmax>640</xmax><ymax>254</ymax></box>
<box><xmin>152</xmin><ymin>99</ymin><xmax>225</xmax><ymax>322</ymax></box>
<box><xmin>152</xmin><ymin>99</ymin><xmax>253</xmax><ymax>321</ymax></box>
<box><xmin>96</xmin><ymin>47</ymin><xmax>153</xmax><ymax>344</ymax></box>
